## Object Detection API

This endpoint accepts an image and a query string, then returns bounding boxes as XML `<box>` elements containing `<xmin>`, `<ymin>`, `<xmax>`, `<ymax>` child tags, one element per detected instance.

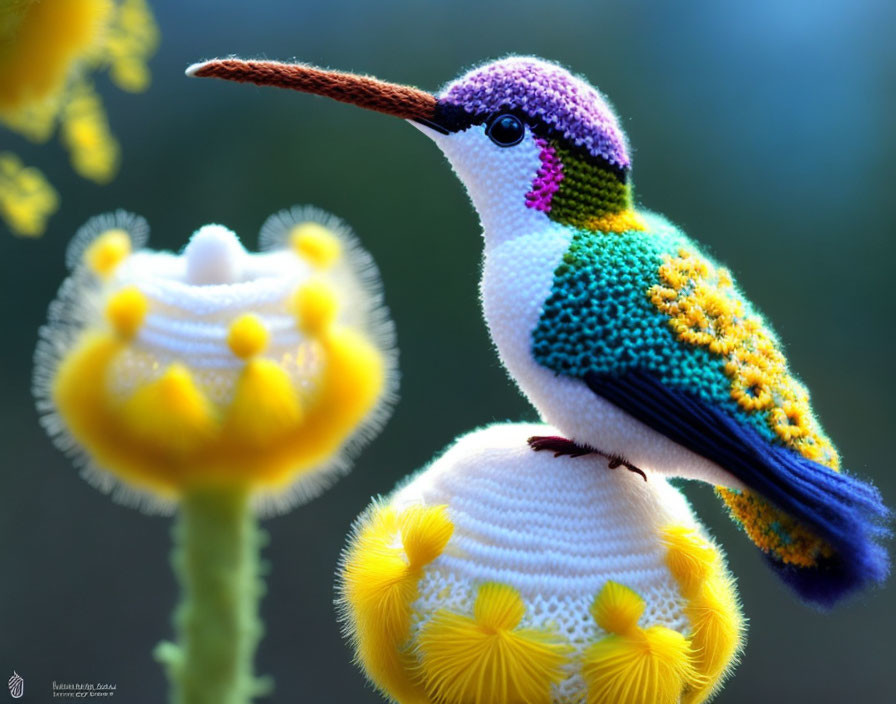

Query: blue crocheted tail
<box><xmin>586</xmin><ymin>369</ymin><xmax>891</xmax><ymax>608</ymax></box>
<box><xmin>751</xmin><ymin>443</ymin><xmax>891</xmax><ymax>608</ymax></box>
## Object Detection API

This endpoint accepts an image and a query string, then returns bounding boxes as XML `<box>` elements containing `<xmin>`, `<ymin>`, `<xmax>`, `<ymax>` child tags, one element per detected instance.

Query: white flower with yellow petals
<box><xmin>34</xmin><ymin>206</ymin><xmax>397</xmax><ymax>513</ymax></box>
<box><xmin>34</xmin><ymin>205</ymin><xmax>398</xmax><ymax>701</ymax></box>
<box><xmin>339</xmin><ymin>423</ymin><xmax>744</xmax><ymax>704</ymax></box>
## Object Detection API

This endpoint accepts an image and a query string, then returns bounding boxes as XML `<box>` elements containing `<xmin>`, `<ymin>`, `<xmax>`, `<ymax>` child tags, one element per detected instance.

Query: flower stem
<box><xmin>156</xmin><ymin>486</ymin><xmax>269</xmax><ymax>704</ymax></box>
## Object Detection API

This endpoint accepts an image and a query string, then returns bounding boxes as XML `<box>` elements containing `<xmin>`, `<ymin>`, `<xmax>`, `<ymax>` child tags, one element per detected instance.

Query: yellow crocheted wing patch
<box><xmin>649</xmin><ymin>248</ymin><xmax>840</xmax><ymax>567</ymax></box>
<box><xmin>648</xmin><ymin>247</ymin><xmax>838</xmax><ymax>465</ymax></box>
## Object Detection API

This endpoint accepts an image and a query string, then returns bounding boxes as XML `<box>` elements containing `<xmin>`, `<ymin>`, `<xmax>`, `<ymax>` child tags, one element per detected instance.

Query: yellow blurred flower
<box><xmin>0</xmin><ymin>0</ymin><xmax>158</xmax><ymax>236</ymax></box>
<box><xmin>60</xmin><ymin>78</ymin><xmax>120</xmax><ymax>182</ymax></box>
<box><xmin>0</xmin><ymin>151</ymin><xmax>58</xmax><ymax>237</ymax></box>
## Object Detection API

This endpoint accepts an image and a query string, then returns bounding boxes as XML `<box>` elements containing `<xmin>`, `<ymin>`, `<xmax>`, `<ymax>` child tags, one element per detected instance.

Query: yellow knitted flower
<box><xmin>0</xmin><ymin>0</ymin><xmax>158</xmax><ymax>236</ymax></box>
<box><xmin>34</xmin><ymin>206</ymin><xmax>397</xmax><ymax>512</ymax></box>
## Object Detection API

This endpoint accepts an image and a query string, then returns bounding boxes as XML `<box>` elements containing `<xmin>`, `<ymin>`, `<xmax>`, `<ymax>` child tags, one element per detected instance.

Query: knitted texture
<box><xmin>339</xmin><ymin>423</ymin><xmax>744</xmax><ymax>704</ymax></box>
<box><xmin>544</xmin><ymin>138</ymin><xmax>635</xmax><ymax>230</ymax></box>
<box><xmin>411</xmin><ymin>57</ymin><xmax>890</xmax><ymax>605</ymax></box>
<box><xmin>439</xmin><ymin>57</ymin><xmax>630</xmax><ymax>169</ymax></box>
<box><xmin>523</xmin><ymin>135</ymin><xmax>637</xmax><ymax>232</ymax></box>
<box><xmin>34</xmin><ymin>207</ymin><xmax>396</xmax><ymax>513</ymax></box>
<box><xmin>188</xmin><ymin>59</ymin><xmax>437</xmax><ymax>121</ymax></box>
<box><xmin>155</xmin><ymin>488</ymin><xmax>268</xmax><ymax>704</ymax></box>
<box><xmin>191</xmin><ymin>46</ymin><xmax>889</xmax><ymax>617</ymax></box>
<box><xmin>528</xmin><ymin>210</ymin><xmax>891</xmax><ymax>596</ymax></box>
<box><xmin>533</xmin><ymin>212</ymin><xmax>793</xmax><ymax>444</ymax></box>
<box><xmin>525</xmin><ymin>138</ymin><xmax>563</xmax><ymax>213</ymax></box>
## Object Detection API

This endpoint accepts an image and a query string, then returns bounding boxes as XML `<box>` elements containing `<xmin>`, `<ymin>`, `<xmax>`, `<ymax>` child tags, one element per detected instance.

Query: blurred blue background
<box><xmin>1</xmin><ymin>0</ymin><xmax>894</xmax><ymax>701</ymax></box>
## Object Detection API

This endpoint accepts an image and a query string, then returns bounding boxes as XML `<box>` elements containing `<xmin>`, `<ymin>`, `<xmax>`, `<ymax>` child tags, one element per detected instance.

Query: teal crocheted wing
<box><xmin>533</xmin><ymin>213</ymin><xmax>826</xmax><ymax>445</ymax></box>
<box><xmin>531</xmin><ymin>212</ymin><xmax>889</xmax><ymax>606</ymax></box>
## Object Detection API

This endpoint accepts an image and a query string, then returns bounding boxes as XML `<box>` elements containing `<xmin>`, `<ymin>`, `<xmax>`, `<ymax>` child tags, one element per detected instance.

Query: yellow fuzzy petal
<box><xmin>681</xmin><ymin>578</ymin><xmax>744</xmax><ymax>704</ymax></box>
<box><xmin>417</xmin><ymin>583</ymin><xmax>570</xmax><ymax>704</ymax></box>
<box><xmin>121</xmin><ymin>363</ymin><xmax>216</xmax><ymax>455</ymax></box>
<box><xmin>660</xmin><ymin>526</ymin><xmax>718</xmax><ymax>599</ymax></box>
<box><xmin>661</xmin><ymin>524</ymin><xmax>744</xmax><ymax>704</ymax></box>
<box><xmin>592</xmin><ymin>580</ymin><xmax>645</xmax><ymax>636</ymax></box>
<box><xmin>400</xmin><ymin>504</ymin><xmax>453</xmax><ymax>569</ymax></box>
<box><xmin>223</xmin><ymin>359</ymin><xmax>302</xmax><ymax>446</ymax></box>
<box><xmin>473</xmin><ymin>582</ymin><xmax>525</xmax><ymax>631</ymax></box>
<box><xmin>583</xmin><ymin>627</ymin><xmax>698</xmax><ymax>704</ymax></box>
<box><xmin>339</xmin><ymin>504</ymin><xmax>449</xmax><ymax>704</ymax></box>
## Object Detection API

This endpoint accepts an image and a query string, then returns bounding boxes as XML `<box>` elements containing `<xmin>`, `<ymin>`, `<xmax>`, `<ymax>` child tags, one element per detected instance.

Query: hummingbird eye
<box><xmin>486</xmin><ymin>113</ymin><xmax>524</xmax><ymax>147</ymax></box>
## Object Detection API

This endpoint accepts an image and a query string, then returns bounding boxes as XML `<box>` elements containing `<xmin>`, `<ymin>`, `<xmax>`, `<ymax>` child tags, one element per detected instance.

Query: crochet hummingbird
<box><xmin>188</xmin><ymin>56</ymin><xmax>889</xmax><ymax>607</ymax></box>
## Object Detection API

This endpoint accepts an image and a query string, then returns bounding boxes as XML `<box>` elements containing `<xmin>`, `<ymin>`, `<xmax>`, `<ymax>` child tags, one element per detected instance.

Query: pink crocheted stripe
<box><xmin>526</xmin><ymin>138</ymin><xmax>563</xmax><ymax>212</ymax></box>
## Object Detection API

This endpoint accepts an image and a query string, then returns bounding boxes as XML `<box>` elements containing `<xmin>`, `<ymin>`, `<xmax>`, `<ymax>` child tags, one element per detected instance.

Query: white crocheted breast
<box><xmin>390</xmin><ymin>423</ymin><xmax>713</xmax><ymax>701</ymax></box>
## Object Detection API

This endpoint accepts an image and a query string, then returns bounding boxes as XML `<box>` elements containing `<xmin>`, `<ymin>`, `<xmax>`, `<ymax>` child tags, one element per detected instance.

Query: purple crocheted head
<box><xmin>438</xmin><ymin>57</ymin><xmax>630</xmax><ymax>170</ymax></box>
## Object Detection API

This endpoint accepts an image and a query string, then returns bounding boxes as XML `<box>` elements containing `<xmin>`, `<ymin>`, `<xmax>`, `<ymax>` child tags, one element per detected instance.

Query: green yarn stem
<box><xmin>156</xmin><ymin>487</ymin><xmax>270</xmax><ymax>704</ymax></box>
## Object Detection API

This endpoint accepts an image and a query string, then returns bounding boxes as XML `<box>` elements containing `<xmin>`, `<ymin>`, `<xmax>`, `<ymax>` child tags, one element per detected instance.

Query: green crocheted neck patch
<box><xmin>547</xmin><ymin>140</ymin><xmax>632</xmax><ymax>230</ymax></box>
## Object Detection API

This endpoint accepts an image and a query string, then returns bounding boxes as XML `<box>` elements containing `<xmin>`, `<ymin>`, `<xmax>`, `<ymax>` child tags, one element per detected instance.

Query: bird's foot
<box><xmin>527</xmin><ymin>435</ymin><xmax>595</xmax><ymax>458</ymax></box>
<box><xmin>527</xmin><ymin>435</ymin><xmax>647</xmax><ymax>481</ymax></box>
<box><xmin>606</xmin><ymin>454</ymin><xmax>648</xmax><ymax>482</ymax></box>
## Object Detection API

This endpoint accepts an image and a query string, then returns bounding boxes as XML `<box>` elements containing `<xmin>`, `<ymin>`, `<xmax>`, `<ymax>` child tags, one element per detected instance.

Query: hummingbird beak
<box><xmin>186</xmin><ymin>58</ymin><xmax>451</xmax><ymax>134</ymax></box>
